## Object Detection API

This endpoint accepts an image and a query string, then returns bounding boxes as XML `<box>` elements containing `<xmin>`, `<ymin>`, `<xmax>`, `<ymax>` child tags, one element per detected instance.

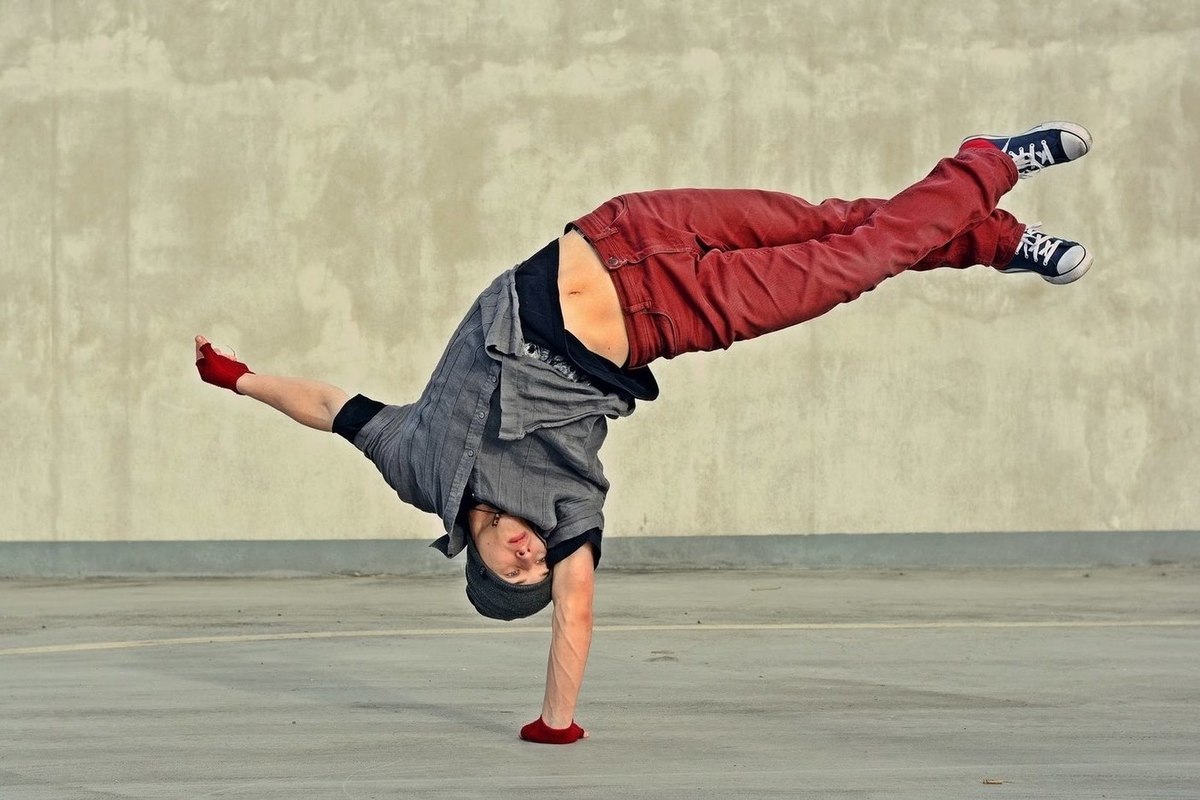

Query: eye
<box><xmin>537</xmin><ymin>557</ymin><xmax>546</xmax><ymax>564</ymax></box>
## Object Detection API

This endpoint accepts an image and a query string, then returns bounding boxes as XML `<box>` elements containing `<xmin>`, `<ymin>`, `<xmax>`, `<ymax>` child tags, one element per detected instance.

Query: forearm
<box><xmin>540</xmin><ymin>599</ymin><xmax>594</xmax><ymax>727</ymax></box>
<box><xmin>236</xmin><ymin>373</ymin><xmax>349</xmax><ymax>432</ymax></box>
<box><xmin>537</xmin><ymin>543</ymin><xmax>596</xmax><ymax>729</ymax></box>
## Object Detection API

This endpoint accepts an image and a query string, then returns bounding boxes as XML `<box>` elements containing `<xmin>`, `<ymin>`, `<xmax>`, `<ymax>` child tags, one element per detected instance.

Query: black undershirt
<box><xmin>513</xmin><ymin>238</ymin><xmax>659</xmax><ymax>402</ymax></box>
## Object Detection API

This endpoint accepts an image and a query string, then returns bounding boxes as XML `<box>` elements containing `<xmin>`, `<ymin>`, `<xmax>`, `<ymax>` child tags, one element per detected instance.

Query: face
<box><xmin>469</xmin><ymin>508</ymin><xmax>550</xmax><ymax>585</ymax></box>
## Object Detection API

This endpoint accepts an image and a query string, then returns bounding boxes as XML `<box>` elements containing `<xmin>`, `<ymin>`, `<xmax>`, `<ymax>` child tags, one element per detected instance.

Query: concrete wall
<box><xmin>2</xmin><ymin>0</ymin><xmax>1197</xmax><ymax>546</ymax></box>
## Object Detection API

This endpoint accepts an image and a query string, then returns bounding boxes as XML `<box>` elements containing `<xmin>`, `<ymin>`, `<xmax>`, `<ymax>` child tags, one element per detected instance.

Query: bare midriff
<box><xmin>557</xmin><ymin>229</ymin><xmax>630</xmax><ymax>368</ymax></box>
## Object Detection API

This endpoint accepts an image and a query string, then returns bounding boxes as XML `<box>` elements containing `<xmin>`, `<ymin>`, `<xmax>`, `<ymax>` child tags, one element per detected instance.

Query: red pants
<box><xmin>570</xmin><ymin>146</ymin><xmax>1022</xmax><ymax>368</ymax></box>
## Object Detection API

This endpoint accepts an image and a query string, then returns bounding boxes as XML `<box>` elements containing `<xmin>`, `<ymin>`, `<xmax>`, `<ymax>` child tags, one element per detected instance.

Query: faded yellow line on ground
<box><xmin>1</xmin><ymin>619</ymin><xmax>1196</xmax><ymax>656</ymax></box>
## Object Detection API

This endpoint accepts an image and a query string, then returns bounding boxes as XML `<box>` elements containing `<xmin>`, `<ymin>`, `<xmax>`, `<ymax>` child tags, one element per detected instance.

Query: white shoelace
<box><xmin>1009</xmin><ymin>138</ymin><xmax>1056</xmax><ymax>177</ymax></box>
<box><xmin>1017</xmin><ymin>225</ymin><xmax>1062</xmax><ymax>265</ymax></box>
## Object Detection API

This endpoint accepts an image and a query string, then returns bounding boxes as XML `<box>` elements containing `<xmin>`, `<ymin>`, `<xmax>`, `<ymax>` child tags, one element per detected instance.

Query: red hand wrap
<box><xmin>196</xmin><ymin>343</ymin><xmax>253</xmax><ymax>394</ymax></box>
<box><xmin>519</xmin><ymin>717</ymin><xmax>586</xmax><ymax>744</ymax></box>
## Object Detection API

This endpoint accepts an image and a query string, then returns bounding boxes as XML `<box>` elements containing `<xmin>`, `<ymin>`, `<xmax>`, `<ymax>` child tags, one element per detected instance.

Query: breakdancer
<box><xmin>196</xmin><ymin>122</ymin><xmax>1093</xmax><ymax>743</ymax></box>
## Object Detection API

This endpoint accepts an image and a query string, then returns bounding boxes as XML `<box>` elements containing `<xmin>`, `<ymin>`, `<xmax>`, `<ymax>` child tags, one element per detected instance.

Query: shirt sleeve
<box><xmin>546</xmin><ymin>528</ymin><xmax>602</xmax><ymax>569</ymax></box>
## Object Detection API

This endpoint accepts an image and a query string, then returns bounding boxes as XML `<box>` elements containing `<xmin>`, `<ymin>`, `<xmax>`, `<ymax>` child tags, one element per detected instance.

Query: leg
<box><xmin>581</xmin><ymin>146</ymin><xmax>1019</xmax><ymax>365</ymax></box>
<box><xmin>890</xmin><ymin>206</ymin><xmax>1024</xmax><ymax>272</ymax></box>
<box><xmin>604</xmin><ymin>188</ymin><xmax>885</xmax><ymax>251</ymax></box>
<box><xmin>688</xmin><ymin>149</ymin><xmax>1020</xmax><ymax>346</ymax></box>
<box><xmin>194</xmin><ymin>335</ymin><xmax>349</xmax><ymax>431</ymax></box>
<box><xmin>659</xmin><ymin>192</ymin><xmax>1051</xmax><ymax>281</ymax></box>
<box><xmin>643</xmin><ymin>189</ymin><xmax>1024</xmax><ymax>273</ymax></box>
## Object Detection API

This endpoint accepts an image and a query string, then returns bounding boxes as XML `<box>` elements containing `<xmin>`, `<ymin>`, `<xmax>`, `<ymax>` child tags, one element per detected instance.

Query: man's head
<box><xmin>464</xmin><ymin>506</ymin><xmax>552</xmax><ymax>621</ymax></box>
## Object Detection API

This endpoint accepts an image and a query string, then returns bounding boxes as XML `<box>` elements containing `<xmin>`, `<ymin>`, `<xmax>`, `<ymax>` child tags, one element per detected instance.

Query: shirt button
<box><xmin>466</xmin><ymin>449</ymin><xmax>475</xmax><ymax>457</ymax></box>
<box><xmin>476</xmin><ymin>411</ymin><xmax>485</xmax><ymax>419</ymax></box>
<box><xmin>607</xmin><ymin>256</ymin><xmax>621</xmax><ymax>267</ymax></box>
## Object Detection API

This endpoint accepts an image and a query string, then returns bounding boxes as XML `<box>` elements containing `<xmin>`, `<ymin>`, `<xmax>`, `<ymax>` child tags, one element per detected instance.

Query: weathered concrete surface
<box><xmin>2</xmin><ymin>1</ymin><xmax>1198</xmax><ymax>543</ymax></box>
<box><xmin>1</xmin><ymin>567</ymin><xmax>1198</xmax><ymax>798</ymax></box>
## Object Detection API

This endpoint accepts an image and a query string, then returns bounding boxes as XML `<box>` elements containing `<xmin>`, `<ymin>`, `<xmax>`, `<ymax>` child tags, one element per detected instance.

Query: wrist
<box><xmin>540</xmin><ymin>710</ymin><xmax>573</xmax><ymax>729</ymax></box>
<box><xmin>234</xmin><ymin>372</ymin><xmax>255</xmax><ymax>396</ymax></box>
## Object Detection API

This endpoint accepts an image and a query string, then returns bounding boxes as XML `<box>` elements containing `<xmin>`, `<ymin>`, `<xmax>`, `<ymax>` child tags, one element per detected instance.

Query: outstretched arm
<box><xmin>521</xmin><ymin>542</ymin><xmax>595</xmax><ymax>743</ymax></box>
<box><xmin>195</xmin><ymin>335</ymin><xmax>349</xmax><ymax>430</ymax></box>
<box><xmin>237</xmin><ymin>372</ymin><xmax>349</xmax><ymax>431</ymax></box>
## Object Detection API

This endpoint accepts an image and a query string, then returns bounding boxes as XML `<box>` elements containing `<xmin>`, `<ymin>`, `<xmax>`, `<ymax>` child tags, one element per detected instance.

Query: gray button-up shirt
<box><xmin>351</xmin><ymin>269</ymin><xmax>636</xmax><ymax>557</ymax></box>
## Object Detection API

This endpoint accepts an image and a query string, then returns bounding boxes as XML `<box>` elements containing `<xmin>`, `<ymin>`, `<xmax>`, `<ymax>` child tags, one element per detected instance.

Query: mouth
<box><xmin>507</xmin><ymin>532</ymin><xmax>528</xmax><ymax>546</ymax></box>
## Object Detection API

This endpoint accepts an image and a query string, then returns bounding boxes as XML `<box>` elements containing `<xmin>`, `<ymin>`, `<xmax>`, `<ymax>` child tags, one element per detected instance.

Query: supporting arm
<box><xmin>525</xmin><ymin>542</ymin><xmax>595</xmax><ymax>741</ymax></box>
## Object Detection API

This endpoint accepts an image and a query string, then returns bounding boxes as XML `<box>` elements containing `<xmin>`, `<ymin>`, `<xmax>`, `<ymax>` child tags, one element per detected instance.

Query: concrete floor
<box><xmin>1</xmin><ymin>567</ymin><xmax>1197</xmax><ymax>799</ymax></box>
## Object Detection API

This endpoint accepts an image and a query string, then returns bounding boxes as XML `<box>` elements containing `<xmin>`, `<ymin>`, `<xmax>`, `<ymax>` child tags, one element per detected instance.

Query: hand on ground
<box><xmin>519</xmin><ymin>717</ymin><xmax>588</xmax><ymax>744</ymax></box>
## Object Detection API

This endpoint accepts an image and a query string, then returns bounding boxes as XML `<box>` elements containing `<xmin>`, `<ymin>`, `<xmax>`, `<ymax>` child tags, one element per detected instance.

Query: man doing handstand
<box><xmin>196</xmin><ymin>122</ymin><xmax>1093</xmax><ymax>744</ymax></box>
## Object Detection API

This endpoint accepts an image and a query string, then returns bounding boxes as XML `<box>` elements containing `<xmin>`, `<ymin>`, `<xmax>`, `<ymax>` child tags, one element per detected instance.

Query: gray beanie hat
<box><xmin>464</xmin><ymin>535</ymin><xmax>553</xmax><ymax>621</ymax></box>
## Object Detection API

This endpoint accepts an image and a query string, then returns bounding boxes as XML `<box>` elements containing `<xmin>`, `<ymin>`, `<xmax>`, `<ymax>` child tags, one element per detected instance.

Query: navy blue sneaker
<box><xmin>965</xmin><ymin>121</ymin><xmax>1092</xmax><ymax>179</ymax></box>
<box><xmin>1001</xmin><ymin>225</ymin><xmax>1092</xmax><ymax>284</ymax></box>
